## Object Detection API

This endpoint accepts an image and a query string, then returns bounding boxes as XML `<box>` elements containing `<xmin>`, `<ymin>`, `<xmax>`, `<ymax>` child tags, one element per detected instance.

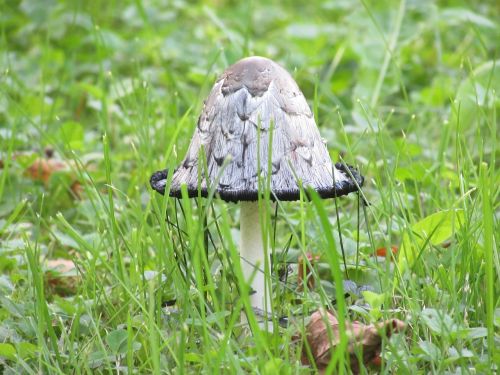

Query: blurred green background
<box><xmin>2</xmin><ymin>0</ymin><xmax>498</xmax><ymax>172</ymax></box>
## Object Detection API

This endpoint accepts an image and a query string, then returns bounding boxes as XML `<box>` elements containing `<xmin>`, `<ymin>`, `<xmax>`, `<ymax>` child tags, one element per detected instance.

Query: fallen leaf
<box><xmin>298</xmin><ymin>252</ymin><xmax>321</xmax><ymax>291</ymax></box>
<box><xmin>26</xmin><ymin>158</ymin><xmax>67</xmax><ymax>184</ymax></box>
<box><xmin>25</xmin><ymin>157</ymin><xmax>84</xmax><ymax>199</ymax></box>
<box><xmin>302</xmin><ymin>309</ymin><xmax>405</xmax><ymax>374</ymax></box>
<box><xmin>45</xmin><ymin>258</ymin><xmax>80</xmax><ymax>296</ymax></box>
<box><xmin>375</xmin><ymin>245</ymin><xmax>398</xmax><ymax>258</ymax></box>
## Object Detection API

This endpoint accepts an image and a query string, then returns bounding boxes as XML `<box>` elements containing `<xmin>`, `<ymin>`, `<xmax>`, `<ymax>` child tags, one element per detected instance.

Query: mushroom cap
<box><xmin>151</xmin><ymin>56</ymin><xmax>363</xmax><ymax>202</ymax></box>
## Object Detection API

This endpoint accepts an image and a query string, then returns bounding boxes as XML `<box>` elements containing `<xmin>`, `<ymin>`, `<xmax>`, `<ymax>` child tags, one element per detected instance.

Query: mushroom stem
<box><xmin>240</xmin><ymin>201</ymin><xmax>270</xmax><ymax>315</ymax></box>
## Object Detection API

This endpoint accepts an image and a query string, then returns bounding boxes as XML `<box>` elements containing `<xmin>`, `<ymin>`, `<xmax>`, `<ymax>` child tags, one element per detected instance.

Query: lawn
<box><xmin>0</xmin><ymin>0</ymin><xmax>499</xmax><ymax>373</ymax></box>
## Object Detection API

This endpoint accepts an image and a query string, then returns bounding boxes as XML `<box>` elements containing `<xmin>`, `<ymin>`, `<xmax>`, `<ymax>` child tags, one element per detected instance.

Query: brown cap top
<box><xmin>150</xmin><ymin>56</ymin><xmax>363</xmax><ymax>202</ymax></box>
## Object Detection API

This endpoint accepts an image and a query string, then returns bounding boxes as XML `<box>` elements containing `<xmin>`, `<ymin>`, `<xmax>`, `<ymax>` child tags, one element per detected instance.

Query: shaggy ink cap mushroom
<box><xmin>150</xmin><ymin>56</ymin><xmax>363</xmax><ymax>201</ymax></box>
<box><xmin>150</xmin><ymin>56</ymin><xmax>364</xmax><ymax>320</ymax></box>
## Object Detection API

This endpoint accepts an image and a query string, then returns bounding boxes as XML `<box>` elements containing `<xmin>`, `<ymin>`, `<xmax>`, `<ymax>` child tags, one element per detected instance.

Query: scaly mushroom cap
<box><xmin>151</xmin><ymin>56</ymin><xmax>363</xmax><ymax>202</ymax></box>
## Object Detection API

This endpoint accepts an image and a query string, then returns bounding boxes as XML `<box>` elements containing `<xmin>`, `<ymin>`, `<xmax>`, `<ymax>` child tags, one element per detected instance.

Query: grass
<box><xmin>1</xmin><ymin>0</ymin><xmax>499</xmax><ymax>373</ymax></box>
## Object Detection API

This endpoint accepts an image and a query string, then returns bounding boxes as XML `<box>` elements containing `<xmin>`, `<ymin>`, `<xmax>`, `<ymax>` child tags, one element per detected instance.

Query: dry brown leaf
<box><xmin>45</xmin><ymin>258</ymin><xmax>80</xmax><ymax>296</ymax></box>
<box><xmin>375</xmin><ymin>245</ymin><xmax>398</xmax><ymax>259</ymax></box>
<box><xmin>25</xmin><ymin>157</ymin><xmax>84</xmax><ymax>198</ymax></box>
<box><xmin>302</xmin><ymin>309</ymin><xmax>405</xmax><ymax>374</ymax></box>
<box><xmin>26</xmin><ymin>158</ymin><xmax>68</xmax><ymax>184</ymax></box>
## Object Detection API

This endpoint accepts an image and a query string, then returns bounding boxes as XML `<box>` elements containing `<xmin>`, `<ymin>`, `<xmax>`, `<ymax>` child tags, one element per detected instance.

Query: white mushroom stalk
<box><xmin>240</xmin><ymin>201</ymin><xmax>269</xmax><ymax>314</ymax></box>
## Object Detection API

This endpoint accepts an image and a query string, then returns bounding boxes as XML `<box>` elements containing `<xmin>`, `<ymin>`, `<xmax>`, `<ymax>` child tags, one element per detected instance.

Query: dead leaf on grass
<box><xmin>25</xmin><ymin>157</ymin><xmax>83</xmax><ymax>198</ymax></box>
<box><xmin>26</xmin><ymin>158</ymin><xmax>68</xmax><ymax>184</ymax></box>
<box><xmin>45</xmin><ymin>258</ymin><xmax>80</xmax><ymax>296</ymax></box>
<box><xmin>302</xmin><ymin>309</ymin><xmax>405</xmax><ymax>374</ymax></box>
<box><xmin>375</xmin><ymin>245</ymin><xmax>398</xmax><ymax>259</ymax></box>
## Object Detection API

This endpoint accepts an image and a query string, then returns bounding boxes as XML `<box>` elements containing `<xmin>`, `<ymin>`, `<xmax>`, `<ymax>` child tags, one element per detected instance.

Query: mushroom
<box><xmin>150</xmin><ymin>56</ymin><xmax>363</xmax><ymax>321</ymax></box>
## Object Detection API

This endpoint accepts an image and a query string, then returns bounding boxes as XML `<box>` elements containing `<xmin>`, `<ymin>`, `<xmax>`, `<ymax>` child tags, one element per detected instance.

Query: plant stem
<box><xmin>240</xmin><ymin>201</ymin><xmax>268</xmax><ymax>313</ymax></box>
